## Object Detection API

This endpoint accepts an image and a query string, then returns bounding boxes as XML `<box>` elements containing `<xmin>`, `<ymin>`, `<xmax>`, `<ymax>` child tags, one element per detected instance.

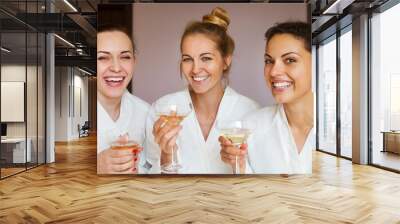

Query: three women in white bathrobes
<box><xmin>219</xmin><ymin>22</ymin><xmax>314</xmax><ymax>174</ymax></box>
<box><xmin>145</xmin><ymin>7</ymin><xmax>260</xmax><ymax>174</ymax></box>
<box><xmin>96</xmin><ymin>25</ymin><xmax>150</xmax><ymax>174</ymax></box>
<box><xmin>96</xmin><ymin>10</ymin><xmax>314</xmax><ymax>175</ymax></box>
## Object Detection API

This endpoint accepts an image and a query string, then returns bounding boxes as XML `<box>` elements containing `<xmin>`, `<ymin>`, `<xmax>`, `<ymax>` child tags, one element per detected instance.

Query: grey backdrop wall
<box><xmin>132</xmin><ymin>3</ymin><xmax>308</xmax><ymax>106</ymax></box>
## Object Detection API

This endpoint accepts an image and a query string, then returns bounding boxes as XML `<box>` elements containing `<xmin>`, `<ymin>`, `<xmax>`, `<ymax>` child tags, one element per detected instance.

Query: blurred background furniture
<box><xmin>382</xmin><ymin>131</ymin><xmax>400</xmax><ymax>154</ymax></box>
<box><xmin>78</xmin><ymin>121</ymin><xmax>90</xmax><ymax>138</ymax></box>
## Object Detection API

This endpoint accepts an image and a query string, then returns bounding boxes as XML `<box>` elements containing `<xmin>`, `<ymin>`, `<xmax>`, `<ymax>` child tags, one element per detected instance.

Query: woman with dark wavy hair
<box><xmin>220</xmin><ymin>22</ymin><xmax>314</xmax><ymax>174</ymax></box>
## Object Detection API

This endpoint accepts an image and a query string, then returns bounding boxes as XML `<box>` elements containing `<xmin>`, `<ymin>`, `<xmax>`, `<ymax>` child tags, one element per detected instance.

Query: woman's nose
<box><xmin>192</xmin><ymin>60</ymin><xmax>202</xmax><ymax>74</ymax></box>
<box><xmin>111</xmin><ymin>58</ymin><xmax>121</xmax><ymax>72</ymax></box>
<box><xmin>269</xmin><ymin>60</ymin><xmax>284</xmax><ymax>77</ymax></box>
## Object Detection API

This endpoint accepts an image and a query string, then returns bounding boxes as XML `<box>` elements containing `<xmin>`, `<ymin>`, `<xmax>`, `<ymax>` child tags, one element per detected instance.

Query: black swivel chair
<box><xmin>78</xmin><ymin>121</ymin><xmax>90</xmax><ymax>138</ymax></box>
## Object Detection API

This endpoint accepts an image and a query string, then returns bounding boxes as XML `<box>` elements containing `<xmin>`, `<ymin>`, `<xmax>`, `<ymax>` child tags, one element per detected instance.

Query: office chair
<box><xmin>79</xmin><ymin>121</ymin><xmax>90</xmax><ymax>138</ymax></box>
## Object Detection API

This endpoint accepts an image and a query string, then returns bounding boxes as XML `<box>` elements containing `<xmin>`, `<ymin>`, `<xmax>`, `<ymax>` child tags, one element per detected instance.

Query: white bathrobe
<box><xmin>245</xmin><ymin>104</ymin><xmax>315</xmax><ymax>174</ymax></box>
<box><xmin>97</xmin><ymin>90</ymin><xmax>150</xmax><ymax>173</ymax></box>
<box><xmin>145</xmin><ymin>86</ymin><xmax>260</xmax><ymax>174</ymax></box>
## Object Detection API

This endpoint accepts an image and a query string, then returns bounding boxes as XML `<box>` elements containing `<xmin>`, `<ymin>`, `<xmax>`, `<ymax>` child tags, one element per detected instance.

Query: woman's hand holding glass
<box><xmin>97</xmin><ymin>134</ymin><xmax>142</xmax><ymax>174</ymax></box>
<box><xmin>153</xmin><ymin>103</ymin><xmax>192</xmax><ymax>173</ymax></box>
<box><xmin>218</xmin><ymin>120</ymin><xmax>252</xmax><ymax>174</ymax></box>
<box><xmin>219</xmin><ymin>136</ymin><xmax>248</xmax><ymax>174</ymax></box>
<box><xmin>152</xmin><ymin>116</ymin><xmax>182</xmax><ymax>170</ymax></box>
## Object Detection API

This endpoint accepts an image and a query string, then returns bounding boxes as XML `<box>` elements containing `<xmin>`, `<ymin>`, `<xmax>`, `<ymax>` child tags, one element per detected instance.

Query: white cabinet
<box><xmin>1</xmin><ymin>138</ymin><xmax>32</xmax><ymax>163</ymax></box>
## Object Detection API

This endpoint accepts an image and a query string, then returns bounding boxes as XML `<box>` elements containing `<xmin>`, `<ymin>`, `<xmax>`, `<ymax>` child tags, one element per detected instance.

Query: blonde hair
<box><xmin>202</xmin><ymin>7</ymin><xmax>230</xmax><ymax>31</ymax></box>
<box><xmin>180</xmin><ymin>7</ymin><xmax>235</xmax><ymax>76</ymax></box>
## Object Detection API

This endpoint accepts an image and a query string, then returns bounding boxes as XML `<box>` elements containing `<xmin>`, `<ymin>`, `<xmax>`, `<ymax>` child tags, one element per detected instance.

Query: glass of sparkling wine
<box><xmin>218</xmin><ymin>120</ymin><xmax>251</xmax><ymax>174</ymax></box>
<box><xmin>110</xmin><ymin>134</ymin><xmax>141</xmax><ymax>173</ymax></box>
<box><xmin>155</xmin><ymin>102</ymin><xmax>192</xmax><ymax>173</ymax></box>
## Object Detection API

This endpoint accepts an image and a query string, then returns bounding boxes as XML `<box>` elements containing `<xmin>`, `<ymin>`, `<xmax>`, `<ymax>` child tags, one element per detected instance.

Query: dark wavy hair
<box><xmin>264</xmin><ymin>21</ymin><xmax>311</xmax><ymax>52</ymax></box>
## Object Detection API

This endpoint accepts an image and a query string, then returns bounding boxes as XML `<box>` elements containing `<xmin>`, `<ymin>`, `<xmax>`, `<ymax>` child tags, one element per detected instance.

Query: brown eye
<box><xmin>285</xmin><ymin>58</ymin><xmax>296</xmax><ymax>64</ymax></box>
<box><xmin>264</xmin><ymin>58</ymin><xmax>273</xmax><ymax>65</ymax></box>
<box><xmin>201</xmin><ymin>57</ymin><xmax>212</xmax><ymax>62</ymax></box>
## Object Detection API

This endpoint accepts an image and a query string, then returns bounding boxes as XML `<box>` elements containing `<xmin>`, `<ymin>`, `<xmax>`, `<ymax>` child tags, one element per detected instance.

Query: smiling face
<box><xmin>264</xmin><ymin>33</ymin><xmax>311</xmax><ymax>104</ymax></box>
<box><xmin>97</xmin><ymin>30</ymin><xmax>135</xmax><ymax>101</ymax></box>
<box><xmin>180</xmin><ymin>34</ymin><xmax>231</xmax><ymax>95</ymax></box>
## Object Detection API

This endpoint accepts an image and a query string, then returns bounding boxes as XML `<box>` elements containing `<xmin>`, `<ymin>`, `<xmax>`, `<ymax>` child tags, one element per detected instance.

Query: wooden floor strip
<box><xmin>0</xmin><ymin>135</ymin><xmax>399</xmax><ymax>223</ymax></box>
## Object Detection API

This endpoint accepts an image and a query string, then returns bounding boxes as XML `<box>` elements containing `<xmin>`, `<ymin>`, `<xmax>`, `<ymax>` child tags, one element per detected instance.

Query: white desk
<box><xmin>1</xmin><ymin>138</ymin><xmax>31</xmax><ymax>163</ymax></box>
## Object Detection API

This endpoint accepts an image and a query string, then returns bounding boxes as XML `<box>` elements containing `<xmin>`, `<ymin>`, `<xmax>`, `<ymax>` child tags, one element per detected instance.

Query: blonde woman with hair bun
<box><xmin>144</xmin><ymin>7</ymin><xmax>260</xmax><ymax>174</ymax></box>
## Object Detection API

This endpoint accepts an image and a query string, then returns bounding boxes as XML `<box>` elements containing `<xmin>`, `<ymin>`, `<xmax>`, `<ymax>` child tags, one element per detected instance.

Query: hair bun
<box><xmin>202</xmin><ymin>7</ymin><xmax>230</xmax><ymax>31</ymax></box>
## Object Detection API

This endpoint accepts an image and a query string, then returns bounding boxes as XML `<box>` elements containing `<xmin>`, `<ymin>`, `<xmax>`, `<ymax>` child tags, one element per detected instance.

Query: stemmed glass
<box><xmin>106</xmin><ymin>132</ymin><xmax>141</xmax><ymax>173</ymax></box>
<box><xmin>155</xmin><ymin>102</ymin><xmax>192</xmax><ymax>173</ymax></box>
<box><xmin>217</xmin><ymin>120</ymin><xmax>252</xmax><ymax>174</ymax></box>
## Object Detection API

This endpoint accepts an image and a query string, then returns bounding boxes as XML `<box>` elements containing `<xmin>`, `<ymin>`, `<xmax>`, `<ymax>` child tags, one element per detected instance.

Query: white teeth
<box><xmin>272</xmin><ymin>82</ymin><xmax>292</xmax><ymax>88</ymax></box>
<box><xmin>105</xmin><ymin>77</ymin><xmax>123</xmax><ymax>82</ymax></box>
<box><xmin>193</xmin><ymin>76</ymin><xmax>209</xmax><ymax>82</ymax></box>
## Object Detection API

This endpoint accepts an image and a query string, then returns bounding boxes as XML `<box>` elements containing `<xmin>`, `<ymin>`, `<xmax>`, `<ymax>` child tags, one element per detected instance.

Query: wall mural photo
<box><xmin>96</xmin><ymin>3</ymin><xmax>314</xmax><ymax>175</ymax></box>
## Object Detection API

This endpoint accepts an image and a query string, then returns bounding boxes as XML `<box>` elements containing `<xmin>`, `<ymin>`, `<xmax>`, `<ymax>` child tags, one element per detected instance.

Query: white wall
<box><xmin>54</xmin><ymin>67</ymin><xmax>89</xmax><ymax>141</ymax></box>
<box><xmin>1</xmin><ymin>65</ymin><xmax>26</xmax><ymax>82</ymax></box>
<box><xmin>132</xmin><ymin>3</ymin><xmax>308</xmax><ymax>106</ymax></box>
<box><xmin>55</xmin><ymin>66</ymin><xmax>69</xmax><ymax>141</ymax></box>
<box><xmin>1</xmin><ymin>65</ymin><xmax>26</xmax><ymax>141</ymax></box>
<box><xmin>1</xmin><ymin>65</ymin><xmax>35</xmax><ymax>138</ymax></box>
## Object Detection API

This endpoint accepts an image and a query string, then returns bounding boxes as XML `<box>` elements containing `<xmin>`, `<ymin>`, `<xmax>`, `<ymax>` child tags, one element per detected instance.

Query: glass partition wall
<box><xmin>316</xmin><ymin>26</ymin><xmax>353</xmax><ymax>159</ymax></box>
<box><xmin>0</xmin><ymin>1</ymin><xmax>46</xmax><ymax>179</ymax></box>
<box><xmin>339</xmin><ymin>27</ymin><xmax>352</xmax><ymax>159</ymax></box>
<box><xmin>0</xmin><ymin>30</ymin><xmax>28</xmax><ymax>177</ymax></box>
<box><xmin>370</xmin><ymin>2</ymin><xmax>400</xmax><ymax>171</ymax></box>
<box><xmin>317</xmin><ymin>35</ymin><xmax>337</xmax><ymax>155</ymax></box>
<box><xmin>316</xmin><ymin>0</ymin><xmax>400</xmax><ymax>172</ymax></box>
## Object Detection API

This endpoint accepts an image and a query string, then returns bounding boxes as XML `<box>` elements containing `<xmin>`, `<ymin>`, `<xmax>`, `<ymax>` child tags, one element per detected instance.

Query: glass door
<box><xmin>339</xmin><ymin>27</ymin><xmax>352</xmax><ymax>159</ymax></box>
<box><xmin>370</xmin><ymin>2</ymin><xmax>400</xmax><ymax>171</ymax></box>
<box><xmin>0</xmin><ymin>0</ymin><xmax>47</xmax><ymax>179</ymax></box>
<box><xmin>317</xmin><ymin>35</ymin><xmax>337</xmax><ymax>155</ymax></box>
<box><xmin>1</xmin><ymin>28</ymin><xmax>28</xmax><ymax>178</ymax></box>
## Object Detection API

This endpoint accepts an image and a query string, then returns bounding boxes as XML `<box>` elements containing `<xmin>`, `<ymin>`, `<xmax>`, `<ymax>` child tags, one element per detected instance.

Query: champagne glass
<box><xmin>155</xmin><ymin>102</ymin><xmax>192</xmax><ymax>173</ymax></box>
<box><xmin>109</xmin><ymin>133</ymin><xmax>141</xmax><ymax>173</ymax></box>
<box><xmin>217</xmin><ymin>120</ymin><xmax>252</xmax><ymax>174</ymax></box>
